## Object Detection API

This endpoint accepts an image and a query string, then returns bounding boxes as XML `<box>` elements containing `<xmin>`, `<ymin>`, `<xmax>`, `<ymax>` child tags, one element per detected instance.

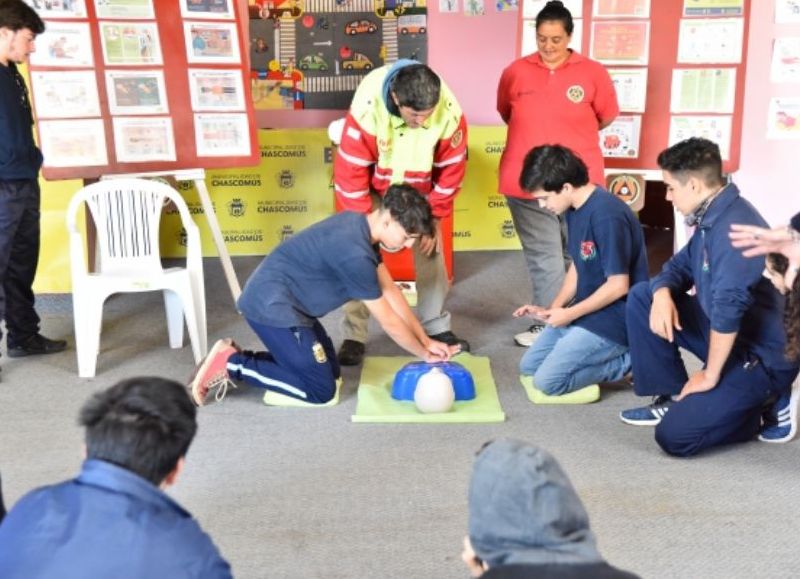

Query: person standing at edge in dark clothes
<box><xmin>0</xmin><ymin>0</ymin><xmax>67</xmax><ymax>378</ymax></box>
<box><xmin>462</xmin><ymin>439</ymin><xmax>639</xmax><ymax>579</ymax></box>
<box><xmin>619</xmin><ymin>138</ymin><xmax>800</xmax><ymax>457</ymax></box>
<box><xmin>497</xmin><ymin>0</ymin><xmax>619</xmax><ymax>349</ymax></box>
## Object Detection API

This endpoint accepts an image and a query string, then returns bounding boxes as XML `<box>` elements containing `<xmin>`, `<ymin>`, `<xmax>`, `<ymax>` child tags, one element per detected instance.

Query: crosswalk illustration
<box><xmin>304</xmin><ymin>0</ymin><xmax>376</xmax><ymax>12</ymax></box>
<box><xmin>303</xmin><ymin>74</ymin><xmax>367</xmax><ymax>93</ymax></box>
<box><xmin>279</xmin><ymin>19</ymin><xmax>297</xmax><ymax>66</ymax></box>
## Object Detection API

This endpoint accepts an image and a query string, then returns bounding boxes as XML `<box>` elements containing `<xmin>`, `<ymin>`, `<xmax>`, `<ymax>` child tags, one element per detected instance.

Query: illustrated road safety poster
<box><xmin>599</xmin><ymin>115</ymin><xmax>642</xmax><ymax>158</ymax></box>
<box><xmin>249</xmin><ymin>0</ymin><xmax>428</xmax><ymax>110</ymax></box>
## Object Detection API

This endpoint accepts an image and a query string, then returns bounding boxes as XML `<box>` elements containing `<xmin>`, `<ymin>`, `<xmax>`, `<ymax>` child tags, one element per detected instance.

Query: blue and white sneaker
<box><xmin>619</xmin><ymin>395</ymin><xmax>674</xmax><ymax>426</ymax></box>
<box><xmin>758</xmin><ymin>381</ymin><xmax>800</xmax><ymax>443</ymax></box>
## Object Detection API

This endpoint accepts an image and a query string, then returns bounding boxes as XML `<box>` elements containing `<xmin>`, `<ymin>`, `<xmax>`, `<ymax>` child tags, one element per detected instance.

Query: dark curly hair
<box><xmin>786</xmin><ymin>273</ymin><xmax>800</xmax><ymax>361</ymax></box>
<box><xmin>767</xmin><ymin>253</ymin><xmax>800</xmax><ymax>361</ymax></box>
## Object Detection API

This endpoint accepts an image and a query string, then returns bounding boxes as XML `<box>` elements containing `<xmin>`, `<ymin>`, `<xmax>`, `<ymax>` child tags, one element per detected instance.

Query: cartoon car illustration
<box><xmin>345</xmin><ymin>19</ymin><xmax>377</xmax><ymax>35</ymax></box>
<box><xmin>298</xmin><ymin>54</ymin><xmax>328</xmax><ymax>71</ymax></box>
<box><xmin>398</xmin><ymin>14</ymin><xmax>426</xmax><ymax>35</ymax></box>
<box><xmin>376</xmin><ymin>0</ymin><xmax>415</xmax><ymax>16</ymax></box>
<box><xmin>342</xmin><ymin>52</ymin><xmax>373</xmax><ymax>70</ymax></box>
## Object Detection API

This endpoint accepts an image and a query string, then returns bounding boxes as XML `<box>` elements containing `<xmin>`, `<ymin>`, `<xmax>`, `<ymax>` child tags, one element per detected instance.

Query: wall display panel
<box><xmin>26</xmin><ymin>0</ymin><xmax>259</xmax><ymax>180</ymax></box>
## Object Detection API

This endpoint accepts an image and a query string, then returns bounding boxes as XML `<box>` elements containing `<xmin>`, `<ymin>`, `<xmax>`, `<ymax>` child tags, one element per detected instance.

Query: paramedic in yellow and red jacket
<box><xmin>332</xmin><ymin>60</ymin><xmax>470</xmax><ymax>367</ymax></box>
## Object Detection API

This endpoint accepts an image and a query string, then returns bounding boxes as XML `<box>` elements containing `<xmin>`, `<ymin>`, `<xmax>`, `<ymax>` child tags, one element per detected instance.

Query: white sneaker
<box><xmin>514</xmin><ymin>325</ymin><xmax>545</xmax><ymax>347</ymax></box>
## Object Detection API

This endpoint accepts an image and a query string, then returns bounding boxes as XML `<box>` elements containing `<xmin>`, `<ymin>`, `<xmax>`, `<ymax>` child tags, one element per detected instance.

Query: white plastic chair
<box><xmin>66</xmin><ymin>178</ymin><xmax>207</xmax><ymax>377</ymax></box>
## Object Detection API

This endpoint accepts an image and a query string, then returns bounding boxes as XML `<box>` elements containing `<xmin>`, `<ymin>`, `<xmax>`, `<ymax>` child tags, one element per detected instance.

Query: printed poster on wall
<box><xmin>453</xmin><ymin>127</ymin><xmax>521</xmax><ymax>252</ymax></box>
<box><xmin>593</xmin><ymin>0</ymin><xmax>650</xmax><ymax>18</ymax></box>
<box><xmin>669</xmin><ymin>115</ymin><xmax>732</xmax><ymax>159</ymax></box>
<box><xmin>767</xmin><ymin>98</ymin><xmax>800</xmax><ymax>140</ymax></box>
<box><xmin>682</xmin><ymin>0</ymin><xmax>743</xmax><ymax>17</ymax></box>
<box><xmin>599</xmin><ymin>115</ymin><xmax>641</xmax><ymax>158</ymax></box>
<box><xmin>249</xmin><ymin>1</ymin><xmax>428</xmax><ymax>111</ymax></box>
<box><xmin>160</xmin><ymin>129</ymin><xmax>334</xmax><ymax>258</ymax></box>
<box><xmin>608</xmin><ymin>68</ymin><xmax>648</xmax><ymax>112</ymax></box>
<box><xmin>775</xmin><ymin>0</ymin><xmax>800</xmax><ymax>23</ymax></box>
<box><xmin>670</xmin><ymin>68</ymin><xmax>736</xmax><ymax>113</ymax></box>
<box><xmin>590</xmin><ymin>20</ymin><xmax>650</xmax><ymax>65</ymax></box>
<box><xmin>677</xmin><ymin>18</ymin><xmax>743</xmax><ymax>64</ymax></box>
<box><xmin>771</xmin><ymin>38</ymin><xmax>800</xmax><ymax>83</ymax></box>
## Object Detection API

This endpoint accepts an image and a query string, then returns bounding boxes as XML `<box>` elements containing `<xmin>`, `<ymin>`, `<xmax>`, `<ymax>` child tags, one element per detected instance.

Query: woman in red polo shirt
<box><xmin>498</xmin><ymin>0</ymin><xmax>619</xmax><ymax>348</ymax></box>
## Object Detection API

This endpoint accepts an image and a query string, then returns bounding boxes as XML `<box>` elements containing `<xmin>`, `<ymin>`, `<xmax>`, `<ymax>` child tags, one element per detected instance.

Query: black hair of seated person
<box><xmin>519</xmin><ymin>144</ymin><xmax>590</xmax><ymax>194</ymax></box>
<box><xmin>381</xmin><ymin>183</ymin><xmax>434</xmax><ymax>238</ymax></box>
<box><xmin>656</xmin><ymin>137</ymin><xmax>725</xmax><ymax>189</ymax></box>
<box><xmin>79</xmin><ymin>377</ymin><xmax>197</xmax><ymax>485</ymax></box>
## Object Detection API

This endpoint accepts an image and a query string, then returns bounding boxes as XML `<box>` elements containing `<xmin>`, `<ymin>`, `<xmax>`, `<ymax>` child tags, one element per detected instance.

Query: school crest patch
<box><xmin>312</xmin><ymin>342</ymin><xmax>327</xmax><ymax>364</ymax></box>
<box><xmin>580</xmin><ymin>241</ymin><xmax>597</xmax><ymax>261</ymax></box>
<box><xmin>450</xmin><ymin>129</ymin><xmax>464</xmax><ymax>149</ymax></box>
<box><xmin>566</xmin><ymin>85</ymin><xmax>585</xmax><ymax>103</ymax></box>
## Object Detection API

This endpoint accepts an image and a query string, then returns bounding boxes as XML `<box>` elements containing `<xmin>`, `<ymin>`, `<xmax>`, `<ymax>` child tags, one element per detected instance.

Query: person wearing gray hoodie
<box><xmin>462</xmin><ymin>439</ymin><xmax>638</xmax><ymax>579</ymax></box>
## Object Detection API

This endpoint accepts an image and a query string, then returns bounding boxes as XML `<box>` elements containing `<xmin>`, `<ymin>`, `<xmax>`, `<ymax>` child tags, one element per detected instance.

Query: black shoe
<box><xmin>428</xmin><ymin>331</ymin><xmax>470</xmax><ymax>353</ymax></box>
<box><xmin>337</xmin><ymin>339</ymin><xmax>365</xmax><ymax>366</ymax></box>
<box><xmin>7</xmin><ymin>334</ymin><xmax>68</xmax><ymax>358</ymax></box>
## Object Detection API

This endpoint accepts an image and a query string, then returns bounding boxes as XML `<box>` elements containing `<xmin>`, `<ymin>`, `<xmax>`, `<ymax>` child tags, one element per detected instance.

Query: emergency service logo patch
<box><xmin>450</xmin><ymin>129</ymin><xmax>464</xmax><ymax>149</ymax></box>
<box><xmin>312</xmin><ymin>342</ymin><xmax>327</xmax><ymax>364</ymax></box>
<box><xmin>566</xmin><ymin>85</ymin><xmax>585</xmax><ymax>103</ymax></box>
<box><xmin>378</xmin><ymin>137</ymin><xmax>391</xmax><ymax>153</ymax></box>
<box><xmin>580</xmin><ymin>241</ymin><xmax>597</xmax><ymax>261</ymax></box>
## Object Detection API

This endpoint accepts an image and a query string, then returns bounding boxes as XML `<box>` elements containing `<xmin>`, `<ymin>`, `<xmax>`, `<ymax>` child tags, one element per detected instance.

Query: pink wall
<box><xmin>256</xmin><ymin>6</ymin><xmax>517</xmax><ymax>129</ymax></box>
<box><xmin>736</xmin><ymin>6</ymin><xmax>800</xmax><ymax>226</ymax></box>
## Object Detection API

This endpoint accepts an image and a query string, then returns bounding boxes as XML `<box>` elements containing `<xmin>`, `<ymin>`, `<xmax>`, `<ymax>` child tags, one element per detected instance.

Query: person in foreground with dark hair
<box><xmin>462</xmin><ymin>439</ymin><xmax>639</xmax><ymax>579</ymax></box>
<box><xmin>190</xmin><ymin>185</ymin><xmax>459</xmax><ymax>407</ymax></box>
<box><xmin>619</xmin><ymin>138</ymin><xmax>799</xmax><ymax>457</ymax></box>
<box><xmin>0</xmin><ymin>0</ymin><xmax>67</xmax><ymax>376</ymax></box>
<box><xmin>0</xmin><ymin>377</ymin><xmax>231</xmax><ymax>578</ymax></box>
<box><xmin>513</xmin><ymin>145</ymin><xmax>648</xmax><ymax>402</ymax></box>
<box><xmin>333</xmin><ymin>59</ymin><xmax>470</xmax><ymax>367</ymax></box>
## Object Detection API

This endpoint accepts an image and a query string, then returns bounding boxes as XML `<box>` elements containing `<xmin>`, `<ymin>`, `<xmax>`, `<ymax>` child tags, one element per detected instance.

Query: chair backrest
<box><xmin>328</xmin><ymin>118</ymin><xmax>346</xmax><ymax>145</ymax></box>
<box><xmin>66</xmin><ymin>178</ymin><xmax>199</xmax><ymax>276</ymax></box>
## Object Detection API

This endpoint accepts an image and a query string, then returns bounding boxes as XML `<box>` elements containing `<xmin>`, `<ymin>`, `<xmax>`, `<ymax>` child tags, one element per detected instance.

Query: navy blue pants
<box><xmin>626</xmin><ymin>281</ymin><xmax>797</xmax><ymax>457</ymax></box>
<box><xmin>227</xmin><ymin>318</ymin><xmax>340</xmax><ymax>404</ymax></box>
<box><xmin>0</xmin><ymin>179</ymin><xmax>41</xmax><ymax>348</ymax></box>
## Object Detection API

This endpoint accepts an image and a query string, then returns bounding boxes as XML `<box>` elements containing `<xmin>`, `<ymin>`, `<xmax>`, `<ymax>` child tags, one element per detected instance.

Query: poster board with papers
<box><xmin>25</xmin><ymin>0</ymin><xmax>259</xmax><ymax>180</ymax></box>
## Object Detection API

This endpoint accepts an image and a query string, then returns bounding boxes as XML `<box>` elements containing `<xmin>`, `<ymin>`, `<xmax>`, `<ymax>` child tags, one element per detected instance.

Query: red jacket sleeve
<box><xmin>429</xmin><ymin>115</ymin><xmax>468</xmax><ymax>219</ymax></box>
<box><xmin>333</xmin><ymin>112</ymin><xmax>377</xmax><ymax>214</ymax></box>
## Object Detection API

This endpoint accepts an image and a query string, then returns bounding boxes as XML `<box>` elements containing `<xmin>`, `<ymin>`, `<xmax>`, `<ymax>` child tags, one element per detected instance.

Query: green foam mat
<box><xmin>352</xmin><ymin>354</ymin><xmax>505</xmax><ymax>423</ymax></box>
<box><xmin>263</xmin><ymin>379</ymin><xmax>342</xmax><ymax>408</ymax></box>
<box><xmin>519</xmin><ymin>375</ymin><xmax>600</xmax><ymax>404</ymax></box>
